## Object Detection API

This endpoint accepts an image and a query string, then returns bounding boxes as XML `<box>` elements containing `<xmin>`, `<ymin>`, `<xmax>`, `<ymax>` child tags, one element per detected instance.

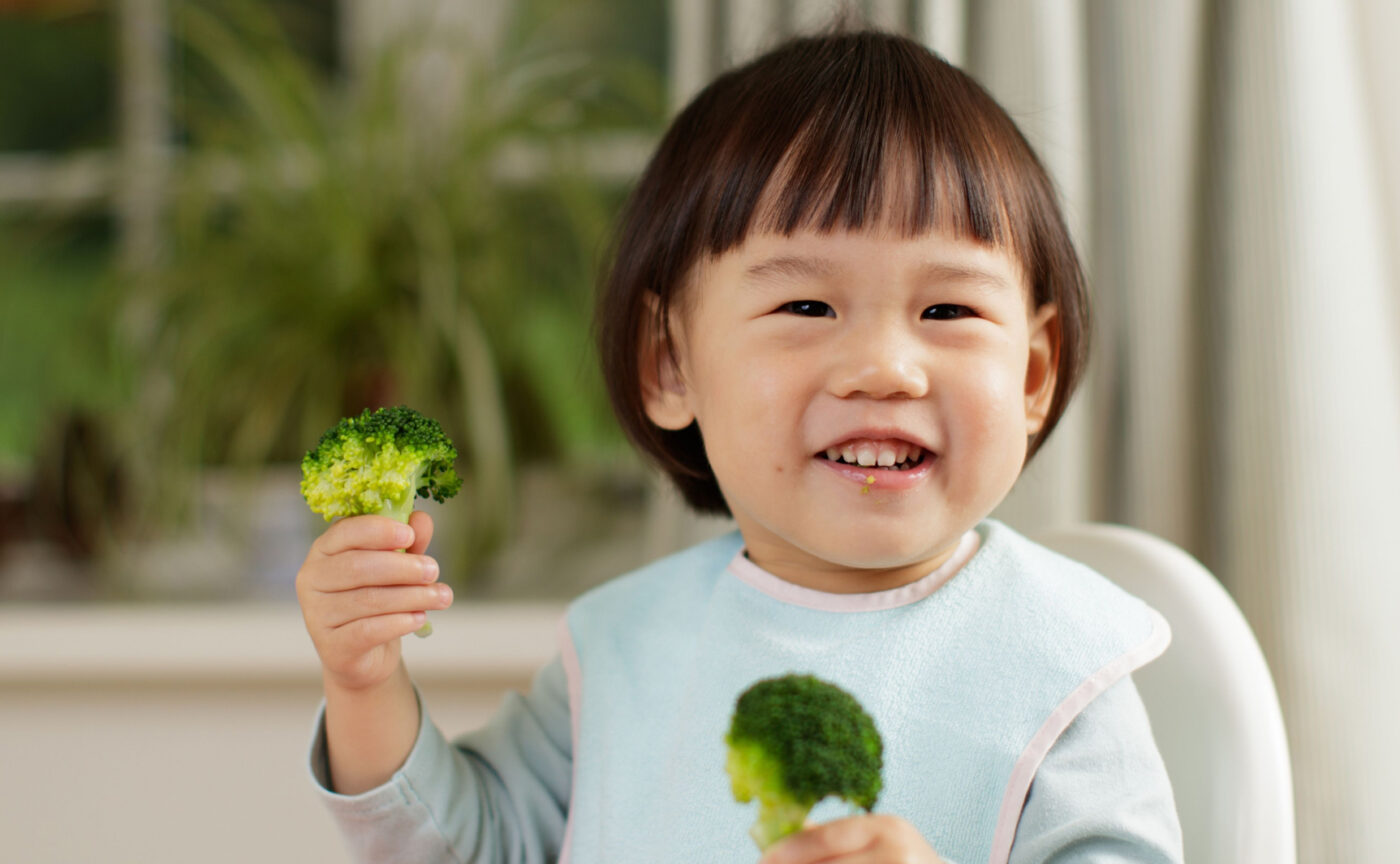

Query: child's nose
<box><xmin>828</xmin><ymin>329</ymin><xmax>930</xmax><ymax>400</ymax></box>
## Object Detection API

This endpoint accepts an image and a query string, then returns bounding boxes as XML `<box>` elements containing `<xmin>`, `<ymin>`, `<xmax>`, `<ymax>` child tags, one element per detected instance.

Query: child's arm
<box><xmin>320</xmin><ymin>661</ymin><xmax>420</xmax><ymax>794</ymax></box>
<box><xmin>1006</xmin><ymin>675</ymin><xmax>1182</xmax><ymax>862</ymax></box>
<box><xmin>296</xmin><ymin>511</ymin><xmax>451</xmax><ymax>793</ymax></box>
<box><xmin>299</xmin><ymin>512</ymin><xmax>571</xmax><ymax>863</ymax></box>
<box><xmin>306</xmin><ymin>652</ymin><xmax>573</xmax><ymax>863</ymax></box>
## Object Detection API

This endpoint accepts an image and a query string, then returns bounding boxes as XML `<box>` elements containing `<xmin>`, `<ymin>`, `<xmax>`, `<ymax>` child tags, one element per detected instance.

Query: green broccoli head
<box><xmin>300</xmin><ymin>406</ymin><xmax>463</xmax><ymax>524</ymax></box>
<box><xmin>725</xmin><ymin>673</ymin><xmax>884</xmax><ymax>850</ymax></box>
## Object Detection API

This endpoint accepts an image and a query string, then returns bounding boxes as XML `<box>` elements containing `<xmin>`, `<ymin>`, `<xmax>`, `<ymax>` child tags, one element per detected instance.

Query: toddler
<box><xmin>298</xmin><ymin>28</ymin><xmax>1182</xmax><ymax>864</ymax></box>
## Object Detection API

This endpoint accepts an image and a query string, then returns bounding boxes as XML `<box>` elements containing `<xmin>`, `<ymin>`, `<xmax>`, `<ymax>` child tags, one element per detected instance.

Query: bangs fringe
<box><xmin>699</xmin><ymin>33</ymin><xmax>1024</xmax><ymax>264</ymax></box>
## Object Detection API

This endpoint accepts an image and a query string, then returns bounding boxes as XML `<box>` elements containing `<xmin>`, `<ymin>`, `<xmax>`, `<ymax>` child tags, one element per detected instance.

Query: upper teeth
<box><xmin>825</xmin><ymin>443</ymin><xmax>922</xmax><ymax>467</ymax></box>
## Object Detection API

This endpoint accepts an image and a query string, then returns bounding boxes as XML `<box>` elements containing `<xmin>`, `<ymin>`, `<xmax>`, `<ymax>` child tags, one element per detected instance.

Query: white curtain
<box><xmin>983</xmin><ymin>2</ymin><xmax>1400</xmax><ymax>859</ymax></box>
<box><xmin>674</xmin><ymin>0</ymin><xmax>1400</xmax><ymax>857</ymax></box>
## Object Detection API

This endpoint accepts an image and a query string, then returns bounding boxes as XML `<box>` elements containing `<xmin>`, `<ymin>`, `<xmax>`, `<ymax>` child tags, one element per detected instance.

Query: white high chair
<box><xmin>1033</xmin><ymin>523</ymin><xmax>1296</xmax><ymax>864</ymax></box>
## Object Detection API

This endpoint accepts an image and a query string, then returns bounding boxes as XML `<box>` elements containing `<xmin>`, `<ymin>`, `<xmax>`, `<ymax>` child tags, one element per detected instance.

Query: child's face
<box><xmin>644</xmin><ymin>227</ymin><xmax>1059</xmax><ymax>593</ymax></box>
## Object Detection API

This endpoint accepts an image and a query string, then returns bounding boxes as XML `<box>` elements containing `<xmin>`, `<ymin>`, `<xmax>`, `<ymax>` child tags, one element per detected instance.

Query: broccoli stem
<box><xmin>378</xmin><ymin>497</ymin><xmax>418</xmax><ymax>525</ymax></box>
<box><xmin>753</xmin><ymin>799</ymin><xmax>812</xmax><ymax>850</ymax></box>
<box><xmin>378</xmin><ymin>467</ymin><xmax>433</xmax><ymax>638</ymax></box>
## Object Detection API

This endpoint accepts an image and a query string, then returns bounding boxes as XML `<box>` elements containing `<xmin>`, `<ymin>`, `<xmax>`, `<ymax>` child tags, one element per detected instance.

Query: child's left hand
<box><xmin>759</xmin><ymin>814</ymin><xmax>945</xmax><ymax>864</ymax></box>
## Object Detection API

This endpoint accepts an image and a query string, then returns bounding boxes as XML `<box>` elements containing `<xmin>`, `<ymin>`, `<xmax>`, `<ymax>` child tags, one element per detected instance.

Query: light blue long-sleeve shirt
<box><xmin>309</xmin><ymin>521</ymin><xmax>1183</xmax><ymax>863</ymax></box>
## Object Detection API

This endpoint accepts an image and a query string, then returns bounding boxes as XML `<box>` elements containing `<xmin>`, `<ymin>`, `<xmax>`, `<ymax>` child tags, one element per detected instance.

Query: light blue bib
<box><xmin>558</xmin><ymin>520</ymin><xmax>1168</xmax><ymax>863</ymax></box>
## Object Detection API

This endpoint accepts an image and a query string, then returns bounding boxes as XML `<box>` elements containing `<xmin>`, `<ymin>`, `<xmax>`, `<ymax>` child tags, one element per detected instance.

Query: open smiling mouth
<box><xmin>816</xmin><ymin>443</ymin><xmax>929</xmax><ymax>472</ymax></box>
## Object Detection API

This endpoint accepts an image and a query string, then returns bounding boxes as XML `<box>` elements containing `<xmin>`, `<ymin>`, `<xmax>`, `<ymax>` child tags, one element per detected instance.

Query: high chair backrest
<box><xmin>1033</xmin><ymin>523</ymin><xmax>1296</xmax><ymax>864</ymax></box>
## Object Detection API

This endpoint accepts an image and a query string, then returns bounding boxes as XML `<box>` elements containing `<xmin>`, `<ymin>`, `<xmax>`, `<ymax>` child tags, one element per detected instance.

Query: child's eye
<box><xmin>922</xmin><ymin>304</ymin><xmax>974</xmax><ymax>321</ymax></box>
<box><xmin>780</xmin><ymin>300</ymin><xmax>835</xmax><ymax>318</ymax></box>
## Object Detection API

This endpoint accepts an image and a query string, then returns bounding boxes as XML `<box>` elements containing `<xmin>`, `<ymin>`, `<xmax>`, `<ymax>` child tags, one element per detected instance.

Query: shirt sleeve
<box><xmin>1007</xmin><ymin>674</ymin><xmax>1184</xmax><ymax>864</ymax></box>
<box><xmin>307</xmin><ymin>656</ymin><xmax>573</xmax><ymax>864</ymax></box>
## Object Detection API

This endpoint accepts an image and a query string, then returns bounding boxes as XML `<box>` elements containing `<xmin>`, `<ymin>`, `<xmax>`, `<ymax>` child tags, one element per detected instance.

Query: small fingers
<box><xmin>320</xmin><ymin>583</ymin><xmax>453</xmax><ymax>630</ymax></box>
<box><xmin>761</xmin><ymin>815</ymin><xmax>936</xmax><ymax>864</ymax></box>
<box><xmin>762</xmin><ymin>819</ymin><xmax>870</xmax><ymax>864</ymax></box>
<box><xmin>332</xmin><ymin>611</ymin><xmax>430</xmax><ymax>657</ymax></box>
<box><xmin>313</xmin><ymin>515</ymin><xmax>415</xmax><ymax>556</ymax></box>
<box><xmin>304</xmin><ymin>549</ymin><xmax>439</xmax><ymax>593</ymax></box>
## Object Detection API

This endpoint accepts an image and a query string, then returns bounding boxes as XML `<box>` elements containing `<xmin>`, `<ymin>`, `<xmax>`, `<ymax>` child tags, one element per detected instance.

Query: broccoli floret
<box><xmin>300</xmin><ymin>406</ymin><xmax>463</xmax><ymax>524</ymax></box>
<box><xmin>725</xmin><ymin>673</ymin><xmax>884</xmax><ymax>850</ymax></box>
<box><xmin>300</xmin><ymin>406</ymin><xmax>462</xmax><ymax>638</ymax></box>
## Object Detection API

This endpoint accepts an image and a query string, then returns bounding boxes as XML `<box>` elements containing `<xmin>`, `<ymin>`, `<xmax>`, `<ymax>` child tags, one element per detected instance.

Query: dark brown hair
<box><xmin>596</xmin><ymin>29</ymin><xmax>1090</xmax><ymax>515</ymax></box>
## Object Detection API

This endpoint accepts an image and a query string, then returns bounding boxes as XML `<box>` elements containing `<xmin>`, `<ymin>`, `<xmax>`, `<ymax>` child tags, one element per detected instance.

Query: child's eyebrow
<box><xmin>914</xmin><ymin>262</ymin><xmax>1017</xmax><ymax>293</ymax></box>
<box><xmin>742</xmin><ymin>256</ymin><xmax>838</xmax><ymax>285</ymax></box>
<box><xmin>741</xmin><ymin>257</ymin><xmax>1015</xmax><ymax>292</ymax></box>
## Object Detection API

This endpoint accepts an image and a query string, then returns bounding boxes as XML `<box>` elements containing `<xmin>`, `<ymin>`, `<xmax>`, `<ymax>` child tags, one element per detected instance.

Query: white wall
<box><xmin>0</xmin><ymin>604</ymin><xmax>560</xmax><ymax>863</ymax></box>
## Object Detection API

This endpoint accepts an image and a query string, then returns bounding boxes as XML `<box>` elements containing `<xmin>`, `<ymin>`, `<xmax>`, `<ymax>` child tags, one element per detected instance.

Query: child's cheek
<box><xmin>949</xmin><ymin>364</ymin><xmax>1026</xmax><ymax>439</ymax></box>
<box><xmin>735</xmin><ymin>363</ymin><xmax>802</xmax><ymax>422</ymax></box>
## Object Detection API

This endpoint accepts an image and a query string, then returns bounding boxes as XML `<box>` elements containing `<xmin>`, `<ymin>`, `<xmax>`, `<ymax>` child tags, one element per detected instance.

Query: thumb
<box><xmin>406</xmin><ymin>510</ymin><xmax>435</xmax><ymax>554</ymax></box>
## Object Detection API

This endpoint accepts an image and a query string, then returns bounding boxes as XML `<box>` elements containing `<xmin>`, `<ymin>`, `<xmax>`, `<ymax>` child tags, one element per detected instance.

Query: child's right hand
<box><xmin>295</xmin><ymin>512</ymin><xmax>452</xmax><ymax>692</ymax></box>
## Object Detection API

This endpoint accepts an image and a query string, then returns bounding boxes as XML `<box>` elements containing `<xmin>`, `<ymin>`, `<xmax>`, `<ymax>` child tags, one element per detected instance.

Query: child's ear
<box><xmin>639</xmin><ymin>294</ymin><xmax>695</xmax><ymax>431</ymax></box>
<box><xmin>1024</xmin><ymin>303</ymin><xmax>1060</xmax><ymax>436</ymax></box>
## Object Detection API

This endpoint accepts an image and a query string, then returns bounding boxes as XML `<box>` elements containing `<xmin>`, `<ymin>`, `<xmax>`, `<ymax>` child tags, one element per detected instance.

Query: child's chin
<box><xmin>810</xmin><ymin>531</ymin><xmax>947</xmax><ymax>572</ymax></box>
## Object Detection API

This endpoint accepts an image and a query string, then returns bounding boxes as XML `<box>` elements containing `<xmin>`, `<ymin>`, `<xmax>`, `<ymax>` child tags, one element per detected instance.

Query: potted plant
<box><xmin>118</xmin><ymin>0</ymin><xmax>661</xmax><ymax>589</ymax></box>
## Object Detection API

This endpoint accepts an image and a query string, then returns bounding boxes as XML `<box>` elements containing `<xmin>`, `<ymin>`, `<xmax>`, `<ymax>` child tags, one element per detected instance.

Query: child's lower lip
<box><xmin>816</xmin><ymin>454</ymin><xmax>934</xmax><ymax>490</ymax></box>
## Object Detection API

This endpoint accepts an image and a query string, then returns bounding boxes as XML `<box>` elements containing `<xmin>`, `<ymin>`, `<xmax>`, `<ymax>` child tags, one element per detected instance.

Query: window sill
<box><xmin>0</xmin><ymin>602</ymin><xmax>563</xmax><ymax>687</ymax></box>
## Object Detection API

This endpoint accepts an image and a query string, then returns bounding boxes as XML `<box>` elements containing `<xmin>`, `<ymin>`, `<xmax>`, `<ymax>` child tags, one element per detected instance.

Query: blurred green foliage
<box><xmin>0</xmin><ymin>6</ymin><xmax>114</xmax><ymax>150</ymax></box>
<box><xmin>116</xmin><ymin>0</ymin><xmax>663</xmax><ymax>573</ymax></box>
<box><xmin>0</xmin><ymin>217</ymin><xmax>124</xmax><ymax>475</ymax></box>
<box><xmin>0</xmin><ymin>0</ymin><xmax>666</xmax><ymax>588</ymax></box>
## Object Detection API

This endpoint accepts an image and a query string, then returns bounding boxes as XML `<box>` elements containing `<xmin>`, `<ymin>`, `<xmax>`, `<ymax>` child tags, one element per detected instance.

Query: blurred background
<box><xmin>1</xmin><ymin>0</ymin><xmax>1397</xmax><ymax>861</ymax></box>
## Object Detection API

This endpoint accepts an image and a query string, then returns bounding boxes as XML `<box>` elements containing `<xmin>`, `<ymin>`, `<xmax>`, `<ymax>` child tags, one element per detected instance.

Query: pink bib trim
<box><xmin>726</xmin><ymin>529</ymin><xmax>981</xmax><ymax>612</ymax></box>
